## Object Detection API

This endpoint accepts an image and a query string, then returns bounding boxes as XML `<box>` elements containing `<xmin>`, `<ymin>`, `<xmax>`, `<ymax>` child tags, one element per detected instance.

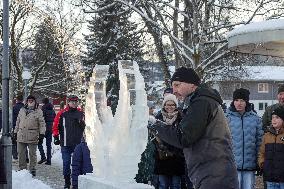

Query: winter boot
<box><xmin>38</xmin><ymin>157</ymin><xmax>47</xmax><ymax>164</ymax></box>
<box><xmin>30</xmin><ymin>170</ymin><xmax>36</xmax><ymax>177</ymax></box>
<box><xmin>64</xmin><ymin>175</ymin><xmax>71</xmax><ymax>189</ymax></box>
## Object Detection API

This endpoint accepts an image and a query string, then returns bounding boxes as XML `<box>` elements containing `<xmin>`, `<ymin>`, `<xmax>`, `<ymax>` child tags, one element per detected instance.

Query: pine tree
<box><xmin>83</xmin><ymin>0</ymin><xmax>144</xmax><ymax>114</ymax></box>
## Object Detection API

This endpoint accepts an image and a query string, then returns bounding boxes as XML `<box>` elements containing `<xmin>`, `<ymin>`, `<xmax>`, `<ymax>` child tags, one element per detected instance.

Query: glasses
<box><xmin>165</xmin><ymin>104</ymin><xmax>176</xmax><ymax>107</ymax></box>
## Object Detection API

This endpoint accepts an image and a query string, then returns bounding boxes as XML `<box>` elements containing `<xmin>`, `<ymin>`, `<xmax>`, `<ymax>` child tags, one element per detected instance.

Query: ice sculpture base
<box><xmin>79</xmin><ymin>174</ymin><xmax>154</xmax><ymax>189</ymax></box>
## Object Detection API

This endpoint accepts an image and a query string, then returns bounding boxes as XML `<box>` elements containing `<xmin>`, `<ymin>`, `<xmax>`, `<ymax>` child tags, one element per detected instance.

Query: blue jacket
<box><xmin>41</xmin><ymin>103</ymin><xmax>56</xmax><ymax>132</ymax></box>
<box><xmin>226</xmin><ymin>105</ymin><xmax>263</xmax><ymax>171</ymax></box>
<box><xmin>12</xmin><ymin>102</ymin><xmax>24</xmax><ymax>129</ymax></box>
<box><xmin>71</xmin><ymin>141</ymin><xmax>93</xmax><ymax>187</ymax></box>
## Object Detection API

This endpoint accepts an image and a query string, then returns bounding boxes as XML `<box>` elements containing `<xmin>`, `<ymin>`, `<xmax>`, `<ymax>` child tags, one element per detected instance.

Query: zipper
<box><xmin>241</xmin><ymin>114</ymin><xmax>245</xmax><ymax>170</ymax></box>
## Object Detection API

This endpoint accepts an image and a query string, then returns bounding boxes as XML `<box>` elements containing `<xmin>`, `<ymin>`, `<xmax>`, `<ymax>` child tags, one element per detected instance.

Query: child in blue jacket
<box><xmin>71</xmin><ymin>137</ymin><xmax>93</xmax><ymax>189</ymax></box>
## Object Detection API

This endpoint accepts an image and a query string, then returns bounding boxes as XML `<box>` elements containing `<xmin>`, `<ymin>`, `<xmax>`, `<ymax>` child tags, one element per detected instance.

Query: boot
<box><xmin>30</xmin><ymin>170</ymin><xmax>36</xmax><ymax>177</ymax></box>
<box><xmin>64</xmin><ymin>175</ymin><xmax>71</xmax><ymax>189</ymax></box>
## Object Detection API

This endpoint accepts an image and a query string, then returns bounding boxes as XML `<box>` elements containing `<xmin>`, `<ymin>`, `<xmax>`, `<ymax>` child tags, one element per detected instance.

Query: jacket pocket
<box><xmin>27</xmin><ymin>129</ymin><xmax>38</xmax><ymax>142</ymax></box>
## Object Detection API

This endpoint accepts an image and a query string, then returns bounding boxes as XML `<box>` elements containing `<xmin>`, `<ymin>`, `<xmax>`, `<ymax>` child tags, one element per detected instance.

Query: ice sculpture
<box><xmin>81</xmin><ymin>60</ymin><xmax>152</xmax><ymax>189</ymax></box>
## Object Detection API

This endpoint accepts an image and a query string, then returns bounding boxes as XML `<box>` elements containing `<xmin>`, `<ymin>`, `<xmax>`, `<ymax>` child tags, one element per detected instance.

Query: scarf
<box><xmin>161</xmin><ymin>109</ymin><xmax>179</xmax><ymax>125</ymax></box>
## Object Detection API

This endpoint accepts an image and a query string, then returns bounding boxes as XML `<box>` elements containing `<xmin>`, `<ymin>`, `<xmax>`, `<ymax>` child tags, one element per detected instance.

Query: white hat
<box><xmin>162</xmin><ymin>94</ymin><xmax>178</xmax><ymax>107</ymax></box>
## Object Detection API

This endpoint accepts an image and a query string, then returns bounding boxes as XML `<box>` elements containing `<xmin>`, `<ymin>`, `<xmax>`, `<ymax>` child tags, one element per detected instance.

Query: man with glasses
<box><xmin>52</xmin><ymin>95</ymin><xmax>85</xmax><ymax>189</ymax></box>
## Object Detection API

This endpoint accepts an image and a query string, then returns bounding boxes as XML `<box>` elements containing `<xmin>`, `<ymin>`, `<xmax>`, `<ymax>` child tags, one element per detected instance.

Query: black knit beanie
<box><xmin>233</xmin><ymin>88</ymin><xmax>250</xmax><ymax>102</ymax></box>
<box><xmin>278</xmin><ymin>84</ymin><xmax>284</xmax><ymax>94</ymax></box>
<box><xmin>272</xmin><ymin>106</ymin><xmax>284</xmax><ymax>121</ymax></box>
<box><xmin>171</xmin><ymin>67</ymin><xmax>201</xmax><ymax>85</ymax></box>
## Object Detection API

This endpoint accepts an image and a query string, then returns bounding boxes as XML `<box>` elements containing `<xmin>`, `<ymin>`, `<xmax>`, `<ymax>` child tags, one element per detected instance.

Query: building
<box><xmin>215</xmin><ymin>66</ymin><xmax>284</xmax><ymax>116</ymax></box>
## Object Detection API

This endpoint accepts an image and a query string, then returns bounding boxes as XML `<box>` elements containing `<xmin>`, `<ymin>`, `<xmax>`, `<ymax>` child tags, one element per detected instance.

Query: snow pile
<box><xmin>228</xmin><ymin>19</ymin><xmax>284</xmax><ymax>37</ymax></box>
<box><xmin>12</xmin><ymin>170</ymin><xmax>52</xmax><ymax>189</ymax></box>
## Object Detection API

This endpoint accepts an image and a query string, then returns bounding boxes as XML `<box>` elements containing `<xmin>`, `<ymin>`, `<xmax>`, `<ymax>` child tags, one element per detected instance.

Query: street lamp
<box><xmin>22</xmin><ymin>68</ymin><xmax>32</xmax><ymax>99</ymax></box>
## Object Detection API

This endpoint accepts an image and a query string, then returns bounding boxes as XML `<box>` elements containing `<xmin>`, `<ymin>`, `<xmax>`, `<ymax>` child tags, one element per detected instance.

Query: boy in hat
<box><xmin>226</xmin><ymin>88</ymin><xmax>263</xmax><ymax>189</ymax></box>
<box><xmin>258</xmin><ymin>106</ymin><xmax>284</xmax><ymax>189</ymax></box>
<box><xmin>263</xmin><ymin>84</ymin><xmax>284</xmax><ymax>132</ymax></box>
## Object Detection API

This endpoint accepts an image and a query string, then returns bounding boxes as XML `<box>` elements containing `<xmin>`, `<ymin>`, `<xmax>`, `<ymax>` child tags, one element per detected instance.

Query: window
<box><xmin>259</xmin><ymin>103</ymin><xmax>264</xmax><ymax>110</ymax></box>
<box><xmin>258</xmin><ymin>83</ymin><xmax>269</xmax><ymax>93</ymax></box>
<box><xmin>259</xmin><ymin>102</ymin><xmax>268</xmax><ymax>110</ymax></box>
<box><xmin>235</xmin><ymin>83</ymin><xmax>241</xmax><ymax>89</ymax></box>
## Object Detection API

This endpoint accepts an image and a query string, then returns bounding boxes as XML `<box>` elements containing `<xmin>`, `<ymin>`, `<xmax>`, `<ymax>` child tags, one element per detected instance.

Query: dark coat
<box><xmin>41</xmin><ymin>103</ymin><xmax>56</xmax><ymax>132</ymax></box>
<box><xmin>12</xmin><ymin>102</ymin><xmax>24</xmax><ymax>129</ymax></box>
<box><xmin>258</xmin><ymin>127</ymin><xmax>284</xmax><ymax>182</ymax></box>
<box><xmin>0</xmin><ymin>139</ymin><xmax>7</xmax><ymax>184</ymax></box>
<box><xmin>153</xmin><ymin>111</ymin><xmax>185</xmax><ymax>176</ymax></box>
<box><xmin>55</xmin><ymin>107</ymin><xmax>85</xmax><ymax>146</ymax></box>
<box><xmin>153</xmin><ymin>86</ymin><xmax>239</xmax><ymax>189</ymax></box>
<box><xmin>0</xmin><ymin>109</ymin><xmax>2</xmax><ymax>132</ymax></box>
<box><xmin>71</xmin><ymin>141</ymin><xmax>93</xmax><ymax>187</ymax></box>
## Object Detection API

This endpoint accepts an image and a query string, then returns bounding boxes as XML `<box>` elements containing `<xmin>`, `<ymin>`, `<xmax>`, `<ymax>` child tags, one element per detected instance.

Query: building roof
<box><xmin>243</xmin><ymin>66</ymin><xmax>284</xmax><ymax>81</ymax></box>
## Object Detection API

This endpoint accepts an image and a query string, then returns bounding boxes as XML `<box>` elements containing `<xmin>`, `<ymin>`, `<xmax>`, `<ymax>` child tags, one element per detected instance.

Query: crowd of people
<box><xmin>1</xmin><ymin>67</ymin><xmax>284</xmax><ymax>189</ymax></box>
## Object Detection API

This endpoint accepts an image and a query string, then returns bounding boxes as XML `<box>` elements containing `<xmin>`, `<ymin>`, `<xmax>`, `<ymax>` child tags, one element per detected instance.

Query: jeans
<box><xmin>38</xmin><ymin>130</ymin><xmax>52</xmax><ymax>162</ymax></box>
<box><xmin>267</xmin><ymin>182</ymin><xmax>284</xmax><ymax>189</ymax></box>
<box><xmin>237</xmin><ymin>171</ymin><xmax>255</xmax><ymax>189</ymax></box>
<box><xmin>158</xmin><ymin>175</ymin><xmax>181</xmax><ymax>189</ymax></box>
<box><xmin>61</xmin><ymin>146</ymin><xmax>75</xmax><ymax>176</ymax></box>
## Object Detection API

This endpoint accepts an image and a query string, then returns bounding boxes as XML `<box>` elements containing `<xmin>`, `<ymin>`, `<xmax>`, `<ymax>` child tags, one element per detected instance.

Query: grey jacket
<box><xmin>153</xmin><ymin>87</ymin><xmax>239</xmax><ymax>189</ymax></box>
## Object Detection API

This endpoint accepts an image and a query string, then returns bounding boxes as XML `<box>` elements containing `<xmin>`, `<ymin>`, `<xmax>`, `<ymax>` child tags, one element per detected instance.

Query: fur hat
<box><xmin>272</xmin><ymin>106</ymin><xmax>284</xmax><ymax>121</ymax></box>
<box><xmin>278</xmin><ymin>84</ymin><xmax>284</xmax><ymax>94</ymax></box>
<box><xmin>162</xmin><ymin>94</ymin><xmax>178</xmax><ymax>108</ymax></box>
<box><xmin>171</xmin><ymin>67</ymin><xmax>201</xmax><ymax>86</ymax></box>
<box><xmin>233</xmin><ymin>88</ymin><xmax>250</xmax><ymax>102</ymax></box>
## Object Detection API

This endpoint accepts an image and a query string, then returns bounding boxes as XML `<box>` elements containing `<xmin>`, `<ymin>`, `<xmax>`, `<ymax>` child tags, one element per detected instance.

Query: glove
<box><xmin>53</xmin><ymin>136</ymin><xmax>60</xmax><ymax>145</ymax></box>
<box><xmin>256</xmin><ymin>166</ymin><xmax>263</xmax><ymax>176</ymax></box>
<box><xmin>12</xmin><ymin>133</ymin><xmax>17</xmax><ymax>143</ymax></box>
<box><xmin>38</xmin><ymin>134</ymin><xmax>45</xmax><ymax>145</ymax></box>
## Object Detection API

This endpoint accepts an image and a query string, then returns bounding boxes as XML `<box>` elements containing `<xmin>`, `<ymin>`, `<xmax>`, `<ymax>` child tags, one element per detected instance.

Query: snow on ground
<box><xmin>12</xmin><ymin>170</ymin><xmax>52</xmax><ymax>189</ymax></box>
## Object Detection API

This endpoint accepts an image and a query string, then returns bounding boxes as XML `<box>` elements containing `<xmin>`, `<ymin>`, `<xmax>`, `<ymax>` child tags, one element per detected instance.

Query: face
<box><xmin>172</xmin><ymin>81</ymin><xmax>196</xmax><ymax>100</ymax></box>
<box><xmin>27</xmin><ymin>99</ymin><xmax>35</xmax><ymax>107</ymax></box>
<box><xmin>277</xmin><ymin>92</ymin><xmax>284</xmax><ymax>104</ymax></box>
<box><xmin>233</xmin><ymin>99</ymin><xmax>246</xmax><ymax>113</ymax></box>
<box><xmin>271</xmin><ymin>114</ymin><xmax>284</xmax><ymax>130</ymax></box>
<box><xmin>164</xmin><ymin>100</ymin><xmax>177</xmax><ymax>113</ymax></box>
<box><xmin>68</xmin><ymin>100</ymin><xmax>78</xmax><ymax>108</ymax></box>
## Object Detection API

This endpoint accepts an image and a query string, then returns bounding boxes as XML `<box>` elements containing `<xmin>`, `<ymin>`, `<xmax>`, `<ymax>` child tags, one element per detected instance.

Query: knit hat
<box><xmin>26</xmin><ymin>95</ymin><xmax>36</xmax><ymax>101</ymax></box>
<box><xmin>163</xmin><ymin>88</ymin><xmax>173</xmax><ymax>95</ymax></box>
<box><xmin>67</xmin><ymin>95</ymin><xmax>79</xmax><ymax>102</ymax></box>
<box><xmin>233</xmin><ymin>88</ymin><xmax>250</xmax><ymax>102</ymax></box>
<box><xmin>171</xmin><ymin>67</ymin><xmax>201</xmax><ymax>86</ymax></box>
<box><xmin>162</xmin><ymin>94</ymin><xmax>178</xmax><ymax>107</ymax></box>
<box><xmin>272</xmin><ymin>106</ymin><xmax>284</xmax><ymax>121</ymax></box>
<box><xmin>278</xmin><ymin>84</ymin><xmax>284</xmax><ymax>94</ymax></box>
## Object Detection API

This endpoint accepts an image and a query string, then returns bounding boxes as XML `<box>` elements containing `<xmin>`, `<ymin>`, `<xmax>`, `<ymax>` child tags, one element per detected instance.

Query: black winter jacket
<box><xmin>12</xmin><ymin>102</ymin><xmax>24</xmax><ymax>129</ymax></box>
<box><xmin>41</xmin><ymin>103</ymin><xmax>56</xmax><ymax>132</ymax></box>
<box><xmin>58</xmin><ymin>108</ymin><xmax>85</xmax><ymax>147</ymax></box>
<box><xmin>153</xmin><ymin>86</ymin><xmax>239</xmax><ymax>189</ymax></box>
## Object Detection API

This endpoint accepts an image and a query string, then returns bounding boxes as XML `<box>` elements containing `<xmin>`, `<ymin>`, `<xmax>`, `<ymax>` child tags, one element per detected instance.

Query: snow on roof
<box><xmin>228</xmin><ymin>19</ymin><xmax>284</xmax><ymax>38</ymax></box>
<box><xmin>242</xmin><ymin>66</ymin><xmax>284</xmax><ymax>81</ymax></box>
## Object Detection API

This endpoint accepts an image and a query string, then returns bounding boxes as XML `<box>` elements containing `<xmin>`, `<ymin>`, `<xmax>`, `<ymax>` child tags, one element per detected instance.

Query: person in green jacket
<box><xmin>262</xmin><ymin>84</ymin><xmax>284</xmax><ymax>132</ymax></box>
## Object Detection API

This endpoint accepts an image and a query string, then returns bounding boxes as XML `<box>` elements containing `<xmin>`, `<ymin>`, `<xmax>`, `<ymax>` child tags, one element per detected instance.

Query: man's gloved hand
<box><xmin>12</xmin><ymin>133</ymin><xmax>17</xmax><ymax>143</ymax></box>
<box><xmin>53</xmin><ymin>136</ymin><xmax>60</xmax><ymax>145</ymax></box>
<box><xmin>38</xmin><ymin>134</ymin><xmax>45</xmax><ymax>145</ymax></box>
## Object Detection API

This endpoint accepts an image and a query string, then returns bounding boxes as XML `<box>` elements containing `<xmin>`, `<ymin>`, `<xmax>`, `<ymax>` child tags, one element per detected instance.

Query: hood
<box><xmin>192</xmin><ymin>86</ymin><xmax>223</xmax><ymax>105</ymax></box>
<box><xmin>267</xmin><ymin>126</ymin><xmax>284</xmax><ymax>135</ymax></box>
<box><xmin>42</xmin><ymin>103</ymin><xmax>54</xmax><ymax>110</ymax></box>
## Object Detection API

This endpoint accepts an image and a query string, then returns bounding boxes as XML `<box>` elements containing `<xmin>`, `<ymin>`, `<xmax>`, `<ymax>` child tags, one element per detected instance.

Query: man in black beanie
<box><xmin>263</xmin><ymin>84</ymin><xmax>284</xmax><ymax>132</ymax></box>
<box><xmin>149</xmin><ymin>67</ymin><xmax>238</xmax><ymax>189</ymax></box>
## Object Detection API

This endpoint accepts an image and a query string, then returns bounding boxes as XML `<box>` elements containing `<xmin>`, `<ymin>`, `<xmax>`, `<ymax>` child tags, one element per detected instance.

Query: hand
<box><xmin>38</xmin><ymin>134</ymin><xmax>45</xmax><ymax>144</ymax></box>
<box><xmin>53</xmin><ymin>136</ymin><xmax>60</xmax><ymax>145</ymax></box>
<box><xmin>12</xmin><ymin>133</ymin><xmax>17</xmax><ymax>143</ymax></box>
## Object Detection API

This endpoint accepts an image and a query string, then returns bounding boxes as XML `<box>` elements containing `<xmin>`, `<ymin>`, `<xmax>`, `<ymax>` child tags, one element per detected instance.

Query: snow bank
<box><xmin>12</xmin><ymin>170</ymin><xmax>52</xmax><ymax>189</ymax></box>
